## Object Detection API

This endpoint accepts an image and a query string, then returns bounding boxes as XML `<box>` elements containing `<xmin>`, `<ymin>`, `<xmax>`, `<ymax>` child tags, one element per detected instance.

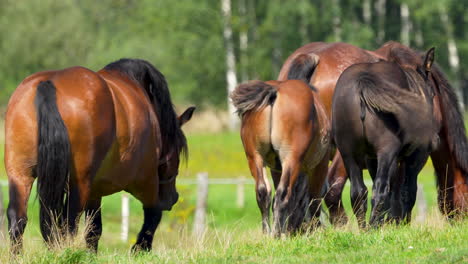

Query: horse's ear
<box><xmin>179</xmin><ymin>106</ymin><xmax>196</xmax><ymax>126</ymax></box>
<box><xmin>423</xmin><ymin>47</ymin><xmax>435</xmax><ymax>72</ymax></box>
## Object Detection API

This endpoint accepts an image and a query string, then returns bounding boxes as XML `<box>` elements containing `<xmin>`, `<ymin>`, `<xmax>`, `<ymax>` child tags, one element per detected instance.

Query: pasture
<box><xmin>0</xmin><ymin>121</ymin><xmax>466</xmax><ymax>263</ymax></box>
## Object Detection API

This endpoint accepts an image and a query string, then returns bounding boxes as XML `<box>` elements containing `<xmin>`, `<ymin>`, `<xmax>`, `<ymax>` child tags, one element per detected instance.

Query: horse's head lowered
<box><xmin>157</xmin><ymin>106</ymin><xmax>195</xmax><ymax>210</ymax></box>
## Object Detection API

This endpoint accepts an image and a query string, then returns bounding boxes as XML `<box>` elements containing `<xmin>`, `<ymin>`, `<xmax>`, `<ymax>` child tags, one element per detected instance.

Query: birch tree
<box><xmin>375</xmin><ymin>0</ymin><xmax>386</xmax><ymax>44</ymax></box>
<box><xmin>331</xmin><ymin>0</ymin><xmax>342</xmax><ymax>41</ymax></box>
<box><xmin>439</xmin><ymin>4</ymin><xmax>464</xmax><ymax>110</ymax></box>
<box><xmin>239</xmin><ymin>0</ymin><xmax>249</xmax><ymax>82</ymax></box>
<box><xmin>222</xmin><ymin>0</ymin><xmax>239</xmax><ymax>129</ymax></box>
<box><xmin>363</xmin><ymin>0</ymin><xmax>372</xmax><ymax>25</ymax></box>
<box><xmin>400</xmin><ymin>3</ymin><xmax>411</xmax><ymax>46</ymax></box>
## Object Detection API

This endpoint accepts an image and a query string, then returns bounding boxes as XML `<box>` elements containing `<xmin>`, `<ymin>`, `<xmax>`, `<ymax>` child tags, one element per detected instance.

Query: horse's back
<box><xmin>279</xmin><ymin>42</ymin><xmax>379</xmax><ymax>116</ymax></box>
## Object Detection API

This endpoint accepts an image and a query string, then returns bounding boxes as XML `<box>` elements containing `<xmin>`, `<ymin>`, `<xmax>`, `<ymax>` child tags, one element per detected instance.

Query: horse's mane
<box><xmin>431</xmin><ymin>64</ymin><xmax>468</xmax><ymax>174</ymax></box>
<box><xmin>387</xmin><ymin>46</ymin><xmax>434</xmax><ymax>97</ymax></box>
<box><xmin>387</xmin><ymin>46</ymin><xmax>422</xmax><ymax>69</ymax></box>
<box><xmin>104</xmin><ymin>58</ymin><xmax>187</xmax><ymax>160</ymax></box>
<box><xmin>386</xmin><ymin>43</ymin><xmax>468</xmax><ymax>176</ymax></box>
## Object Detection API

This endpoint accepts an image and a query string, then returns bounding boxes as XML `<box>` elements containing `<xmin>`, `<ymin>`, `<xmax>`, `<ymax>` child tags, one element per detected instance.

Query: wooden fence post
<box><xmin>415</xmin><ymin>183</ymin><xmax>427</xmax><ymax>223</ymax></box>
<box><xmin>0</xmin><ymin>183</ymin><xmax>4</xmax><ymax>237</ymax></box>
<box><xmin>121</xmin><ymin>193</ymin><xmax>129</xmax><ymax>242</ymax></box>
<box><xmin>194</xmin><ymin>172</ymin><xmax>208</xmax><ymax>237</ymax></box>
<box><xmin>236</xmin><ymin>176</ymin><xmax>245</xmax><ymax>208</ymax></box>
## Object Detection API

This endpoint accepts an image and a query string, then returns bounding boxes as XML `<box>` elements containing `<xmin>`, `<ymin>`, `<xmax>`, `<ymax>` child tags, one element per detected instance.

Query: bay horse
<box><xmin>4</xmin><ymin>58</ymin><xmax>195</xmax><ymax>254</ymax></box>
<box><xmin>333</xmin><ymin>48</ymin><xmax>438</xmax><ymax>227</ymax></box>
<box><xmin>231</xmin><ymin>55</ymin><xmax>330</xmax><ymax>236</ymax></box>
<box><xmin>278</xmin><ymin>41</ymin><xmax>468</xmax><ymax>224</ymax></box>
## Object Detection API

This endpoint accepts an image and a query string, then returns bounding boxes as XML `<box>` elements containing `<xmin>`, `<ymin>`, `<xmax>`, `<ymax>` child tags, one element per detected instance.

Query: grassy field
<box><xmin>0</xmin><ymin>121</ymin><xmax>466</xmax><ymax>263</ymax></box>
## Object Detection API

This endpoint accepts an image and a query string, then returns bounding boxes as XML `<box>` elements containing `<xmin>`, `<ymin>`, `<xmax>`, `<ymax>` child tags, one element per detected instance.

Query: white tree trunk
<box><xmin>331</xmin><ymin>0</ymin><xmax>342</xmax><ymax>42</ymax></box>
<box><xmin>222</xmin><ymin>0</ymin><xmax>239</xmax><ymax>130</ymax></box>
<box><xmin>439</xmin><ymin>5</ymin><xmax>464</xmax><ymax>111</ymax></box>
<box><xmin>414</xmin><ymin>22</ymin><xmax>424</xmax><ymax>48</ymax></box>
<box><xmin>400</xmin><ymin>3</ymin><xmax>411</xmax><ymax>46</ymax></box>
<box><xmin>375</xmin><ymin>0</ymin><xmax>386</xmax><ymax>44</ymax></box>
<box><xmin>300</xmin><ymin>0</ymin><xmax>310</xmax><ymax>44</ymax></box>
<box><xmin>363</xmin><ymin>0</ymin><xmax>371</xmax><ymax>25</ymax></box>
<box><xmin>239</xmin><ymin>0</ymin><xmax>249</xmax><ymax>82</ymax></box>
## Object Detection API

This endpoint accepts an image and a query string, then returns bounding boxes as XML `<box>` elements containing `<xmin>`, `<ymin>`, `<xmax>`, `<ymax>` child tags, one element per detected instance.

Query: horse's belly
<box><xmin>90</xmin><ymin>139</ymin><xmax>158</xmax><ymax>199</ymax></box>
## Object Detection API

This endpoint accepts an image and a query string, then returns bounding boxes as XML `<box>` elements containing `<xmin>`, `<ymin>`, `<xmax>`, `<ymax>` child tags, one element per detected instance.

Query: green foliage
<box><xmin>0</xmin><ymin>0</ymin><xmax>466</xmax><ymax>107</ymax></box>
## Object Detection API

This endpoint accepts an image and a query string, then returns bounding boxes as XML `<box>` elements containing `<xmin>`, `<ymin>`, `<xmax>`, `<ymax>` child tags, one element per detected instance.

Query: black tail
<box><xmin>287</xmin><ymin>53</ymin><xmax>319</xmax><ymax>87</ymax></box>
<box><xmin>35</xmin><ymin>80</ymin><xmax>71</xmax><ymax>243</ymax></box>
<box><xmin>230</xmin><ymin>80</ymin><xmax>277</xmax><ymax>117</ymax></box>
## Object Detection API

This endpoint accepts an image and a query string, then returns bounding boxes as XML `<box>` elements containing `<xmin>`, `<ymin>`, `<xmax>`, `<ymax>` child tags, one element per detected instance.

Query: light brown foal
<box><xmin>231</xmin><ymin>56</ymin><xmax>330</xmax><ymax>235</ymax></box>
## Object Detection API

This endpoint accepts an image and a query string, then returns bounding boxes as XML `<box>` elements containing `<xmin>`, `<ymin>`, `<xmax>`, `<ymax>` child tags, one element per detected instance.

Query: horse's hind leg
<box><xmin>370</xmin><ymin>150</ymin><xmax>399</xmax><ymax>227</ymax></box>
<box><xmin>273</xmin><ymin>156</ymin><xmax>302</xmax><ymax>236</ymax></box>
<box><xmin>324</xmin><ymin>152</ymin><xmax>349</xmax><ymax>226</ymax></box>
<box><xmin>84</xmin><ymin>199</ymin><xmax>102</xmax><ymax>252</ymax></box>
<box><xmin>7</xmin><ymin>173</ymin><xmax>34</xmax><ymax>254</ymax></box>
<box><xmin>307</xmin><ymin>156</ymin><xmax>330</xmax><ymax>229</ymax></box>
<box><xmin>247</xmin><ymin>154</ymin><xmax>272</xmax><ymax>234</ymax></box>
<box><xmin>399</xmin><ymin>149</ymin><xmax>429</xmax><ymax>223</ymax></box>
<box><xmin>388</xmin><ymin>163</ymin><xmax>404</xmax><ymax>224</ymax></box>
<box><xmin>342</xmin><ymin>155</ymin><xmax>367</xmax><ymax>228</ymax></box>
<box><xmin>132</xmin><ymin>207</ymin><xmax>163</xmax><ymax>252</ymax></box>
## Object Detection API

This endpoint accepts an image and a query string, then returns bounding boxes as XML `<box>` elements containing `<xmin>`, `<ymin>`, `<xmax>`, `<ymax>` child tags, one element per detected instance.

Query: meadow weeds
<box><xmin>0</xmin><ymin>212</ymin><xmax>466</xmax><ymax>263</ymax></box>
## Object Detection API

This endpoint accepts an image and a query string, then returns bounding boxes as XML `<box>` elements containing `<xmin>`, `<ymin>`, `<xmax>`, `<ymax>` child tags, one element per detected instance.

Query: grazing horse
<box><xmin>333</xmin><ymin>48</ymin><xmax>438</xmax><ymax>227</ymax></box>
<box><xmin>278</xmin><ymin>41</ymin><xmax>468</xmax><ymax>224</ymax></box>
<box><xmin>4</xmin><ymin>58</ymin><xmax>195</xmax><ymax>253</ymax></box>
<box><xmin>231</xmin><ymin>55</ymin><xmax>330</xmax><ymax>236</ymax></box>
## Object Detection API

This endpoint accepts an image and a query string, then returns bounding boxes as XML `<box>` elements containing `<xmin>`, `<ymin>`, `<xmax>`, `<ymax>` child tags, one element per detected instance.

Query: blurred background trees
<box><xmin>0</xmin><ymin>0</ymin><xmax>467</xmax><ymax>110</ymax></box>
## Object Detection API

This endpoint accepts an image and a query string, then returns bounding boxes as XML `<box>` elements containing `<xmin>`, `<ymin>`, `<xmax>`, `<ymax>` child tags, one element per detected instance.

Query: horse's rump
<box><xmin>343</xmin><ymin>62</ymin><xmax>436</xmax><ymax>147</ymax></box>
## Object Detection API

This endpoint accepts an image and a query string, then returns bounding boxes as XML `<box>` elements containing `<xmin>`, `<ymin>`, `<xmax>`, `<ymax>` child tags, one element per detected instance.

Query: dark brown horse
<box><xmin>333</xmin><ymin>48</ymin><xmax>438</xmax><ymax>227</ymax></box>
<box><xmin>279</xmin><ymin>41</ymin><xmax>468</xmax><ymax>224</ymax></box>
<box><xmin>4</xmin><ymin>59</ymin><xmax>195</xmax><ymax>253</ymax></box>
<box><xmin>231</xmin><ymin>55</ymin><xmax>330</xmax><ymax>236</ymax></box>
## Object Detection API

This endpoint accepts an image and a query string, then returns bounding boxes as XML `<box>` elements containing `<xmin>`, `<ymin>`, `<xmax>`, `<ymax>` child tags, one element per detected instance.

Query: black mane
<box><xmin>104</xmin><ymin>58</ymin><xmax>187</xmax><ymax>160</ymax></box>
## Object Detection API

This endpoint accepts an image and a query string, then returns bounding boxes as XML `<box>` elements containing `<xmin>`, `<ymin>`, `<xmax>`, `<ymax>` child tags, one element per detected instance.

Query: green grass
<box><xmin>183</xmin><ymin>131</ymin><xmax>250</xmax><ymax>178</ymax></box>
<box><xmin>1</xmin><ymin>215</ymin><xmax>466</xmax><ymax>263</ymax></box>
<box><xmin>0</xmin><ymin>121</ymin><xmax>466</xmax><ymax>263</ymax></box>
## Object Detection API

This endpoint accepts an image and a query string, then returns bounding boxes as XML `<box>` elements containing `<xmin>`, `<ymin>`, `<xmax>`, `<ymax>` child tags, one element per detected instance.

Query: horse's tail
<box><xmin>287</xmin><ymin>53</ymin><xmax>319</xmax><ymax>85</ymax></box>
<box><xmin>230</xmin><ymin>81</ymin><xmax>277</xmax><ymax>117</ymax></box>
<box><xmin>432</xmin><ymin>65</ymin><xmax>468</xmax><ymax>176</ymax></box>
<box><xmin>357</xmin><ymin>72</ymin><xmax>435</xmax><ymax>145</ymax></box>
<box><xmin>35</xmin><ymin>80</ymin><xmax>71</xmax><ymax>243</ymax></box>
